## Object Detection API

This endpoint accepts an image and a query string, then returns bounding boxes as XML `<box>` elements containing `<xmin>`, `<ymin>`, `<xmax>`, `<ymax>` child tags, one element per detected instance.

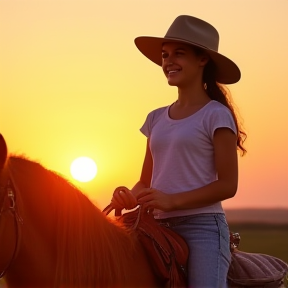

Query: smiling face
<box><xmin>162</xmin><ymin>42</ymin><xmax>209</xmax><ymax>88</ymax></box>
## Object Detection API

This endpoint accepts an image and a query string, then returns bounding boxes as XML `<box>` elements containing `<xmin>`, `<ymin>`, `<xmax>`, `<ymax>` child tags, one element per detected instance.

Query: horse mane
<box><xmin>8</xmin><ymin>155</ymin><xmax>137</xmax><ymax>288</ymax></box>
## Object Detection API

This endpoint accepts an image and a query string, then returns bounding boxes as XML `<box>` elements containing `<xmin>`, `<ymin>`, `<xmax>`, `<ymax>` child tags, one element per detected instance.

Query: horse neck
<box><xmin>5</xmin><ymin>157</ymin><xmax>58</xmax><ymax>286</ymax></box>
<box><xmin>8</xmin><ymin>157</ymin><xmax>57</xmax><ymax>235</ymax></box>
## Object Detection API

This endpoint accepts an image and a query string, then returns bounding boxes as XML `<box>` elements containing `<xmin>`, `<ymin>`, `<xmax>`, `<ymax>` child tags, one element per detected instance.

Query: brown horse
<box><xmin>0</xmin><ymin>134</ymin><xmax>160</xmax><ymax>288</ymax></box>
<box><xmin>1</xmin><ymin>134</ymin><xmax>287</xmax><ymax>288</ymax></box>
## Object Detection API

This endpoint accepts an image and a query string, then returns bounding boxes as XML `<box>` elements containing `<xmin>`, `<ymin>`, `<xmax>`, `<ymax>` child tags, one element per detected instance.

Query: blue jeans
<box><xmin>157</xmin><ymin>213</ymin><xmax>231</xmax><ymax>288</ymax></box>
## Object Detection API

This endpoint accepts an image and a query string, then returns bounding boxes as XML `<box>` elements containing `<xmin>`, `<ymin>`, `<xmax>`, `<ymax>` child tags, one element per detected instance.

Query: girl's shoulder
<box><xmin>148</xmin><ymin>105</ymin><xmax>168</xmax><ymax>116</ymax></box>
<box><xmin>146</xmin><ymin>105</ymin><xmax>168</xmax><ymax>122</ymax></box>
<box><xmin>203</xmin><ymin>100</ymin><xmax>237</xmax><ymax>134</ymax></box>
<box><xmin>203</xmin><ymin>100</ymin><xmax>233</xmax><ymax>116</ymax></box>
<box><xmin>206</xmin><ymin>100</ymin><xmax>230</xmax><ymax>110</ymax></box>
<box><xmin>140</xmin><ymin>105</ymin><xmax>169</xmax><ymax>137</ymax></box>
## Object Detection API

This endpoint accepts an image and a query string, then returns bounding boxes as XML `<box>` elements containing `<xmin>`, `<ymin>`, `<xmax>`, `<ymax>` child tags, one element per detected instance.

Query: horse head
<box><xmin>0</xmin><ymin>134</ymin><xmax>8</xmax><ymax>171</ymax></box>
<box><xmin>0</xmin><ymin>135</ymin><xmax>19</xmax><ymax>283</ymax></box>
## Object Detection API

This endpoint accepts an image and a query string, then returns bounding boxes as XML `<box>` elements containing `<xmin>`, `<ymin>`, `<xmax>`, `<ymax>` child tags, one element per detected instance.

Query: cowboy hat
<box><xmin>134</xmin><ymin>15</ymin><xmax>241</xmax><ymax>84</ymax></box>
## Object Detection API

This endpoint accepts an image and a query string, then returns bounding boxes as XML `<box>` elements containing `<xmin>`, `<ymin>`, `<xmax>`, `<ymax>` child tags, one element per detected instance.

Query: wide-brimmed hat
<box><xmin>134</xmin><ymin>15</ymin><xmax>241</xmax><ymax>84</ymax></box>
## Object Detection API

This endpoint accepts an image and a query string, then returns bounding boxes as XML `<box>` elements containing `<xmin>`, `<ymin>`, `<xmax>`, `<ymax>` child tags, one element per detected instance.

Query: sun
<box><xmin>70</xmin><ymin>157</ymin><xmax>98</xmax><ymax>182</ymax></box>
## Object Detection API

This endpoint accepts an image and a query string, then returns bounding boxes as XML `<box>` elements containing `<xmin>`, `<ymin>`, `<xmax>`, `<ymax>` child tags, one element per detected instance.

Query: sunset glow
<box><xmin>0</xmin><ymin>0</ymin><xmax>287</xmax><ymax>210</ymax></box>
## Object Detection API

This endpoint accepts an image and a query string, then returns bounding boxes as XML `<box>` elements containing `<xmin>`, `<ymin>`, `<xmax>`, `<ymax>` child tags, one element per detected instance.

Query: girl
<box><xmin>111</xmin><ymin>15</ymin><xmax>246</xmax><ymax>288</ymax></box>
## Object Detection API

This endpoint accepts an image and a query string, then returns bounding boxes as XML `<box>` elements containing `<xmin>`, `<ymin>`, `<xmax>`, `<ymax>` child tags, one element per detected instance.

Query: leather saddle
<box><xmin>103</xmin><ymin>205</ymin><xmax>288</xmax><ymax>288</ymax></box>
<box><xmin>103</xmin><ymin>205</ymin><xmax>188</xmax><ymax>288</ymax></box>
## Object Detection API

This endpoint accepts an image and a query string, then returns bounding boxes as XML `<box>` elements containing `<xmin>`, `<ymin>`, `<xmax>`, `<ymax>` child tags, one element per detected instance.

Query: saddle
<box><xmin>103</xmin><ymin>205</ymin><xmax>288</xmax><ymax>288</ymax></box>
<box><xmin>104</xmin><ymin>205</ymin><xmax>188</xmax><ymax>288</ymax></box>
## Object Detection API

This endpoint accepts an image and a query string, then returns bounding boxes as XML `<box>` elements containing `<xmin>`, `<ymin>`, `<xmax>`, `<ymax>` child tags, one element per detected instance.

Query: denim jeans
<box><xmin>157</xmin><ymin>213</ymin><xmax>231</xmax><ymax>288</ymax></box>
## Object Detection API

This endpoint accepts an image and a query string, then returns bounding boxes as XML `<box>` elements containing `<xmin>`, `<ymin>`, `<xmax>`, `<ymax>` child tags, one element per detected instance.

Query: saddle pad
<box><xmin>228</xmin><ymin>250</ymin><xmax>288</xmax><ymax>287</ymax></box>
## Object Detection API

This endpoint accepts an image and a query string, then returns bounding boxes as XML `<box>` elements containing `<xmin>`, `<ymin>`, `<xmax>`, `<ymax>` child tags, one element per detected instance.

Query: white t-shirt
<box><xmin>140</xmin><ymin>100</ymin><xmax>237</xmax><ymax>219</ymax></box>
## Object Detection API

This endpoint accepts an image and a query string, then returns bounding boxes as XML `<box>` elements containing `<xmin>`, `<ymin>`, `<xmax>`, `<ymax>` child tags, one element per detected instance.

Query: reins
<box><xmin>0</xmin><ymin>165</ymin><xmax>23</xmax><ymax>278</ymax></box>
<box><xmin>103</xmin><ymin>203</ymin><xmax>142</xmax><ymax>230</ymax></box>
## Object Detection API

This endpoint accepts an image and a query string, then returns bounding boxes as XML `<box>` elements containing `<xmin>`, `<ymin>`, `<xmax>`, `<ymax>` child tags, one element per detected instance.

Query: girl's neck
<box><xmin>176</xmin><ymin>85</ymin><xmax>210</xmax><ymax>107</ymax></box>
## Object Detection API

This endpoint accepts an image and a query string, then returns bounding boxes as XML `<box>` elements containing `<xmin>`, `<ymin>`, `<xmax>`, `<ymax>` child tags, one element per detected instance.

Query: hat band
<box><xmin>163</xmin><ymin>36</ymin><xmax>218</xmax><ymax>52</ymax></box>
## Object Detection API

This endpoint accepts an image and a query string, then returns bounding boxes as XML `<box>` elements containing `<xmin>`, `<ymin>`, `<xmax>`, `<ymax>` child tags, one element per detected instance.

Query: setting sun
<box><xmin>70</xmin><ymin>157</ymin><xmax>98</xmax><ymax>182</ymax></box>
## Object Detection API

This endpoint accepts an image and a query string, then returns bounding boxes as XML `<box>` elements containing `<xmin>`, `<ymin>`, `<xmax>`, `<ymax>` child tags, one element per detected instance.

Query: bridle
<box><xmin>0</xmin><ymin>172</ymin><xmax>23</xmax><ymax>278</ymax></box>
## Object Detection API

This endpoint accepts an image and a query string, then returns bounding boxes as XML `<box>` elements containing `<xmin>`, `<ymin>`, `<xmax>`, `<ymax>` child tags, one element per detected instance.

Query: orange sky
<box><xmin>0</xmin><ymin>0</ymin><xmax>287</xmax><ymax>210</ymax></box>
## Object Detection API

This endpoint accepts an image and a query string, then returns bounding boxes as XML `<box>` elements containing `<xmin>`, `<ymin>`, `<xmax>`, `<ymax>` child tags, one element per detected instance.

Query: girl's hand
<box><xmin>111</xmin><ymin>186</ymin><xmax>138</xmax><ymax>210</ymax></box>
<box><xmin>137</xmin><ymin>188</ymin><xmax>175</xmax><ymax>212</ymax></box>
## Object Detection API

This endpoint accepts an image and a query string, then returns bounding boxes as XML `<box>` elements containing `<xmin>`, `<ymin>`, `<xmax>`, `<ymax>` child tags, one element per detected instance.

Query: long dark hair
<box><xmin>191</xmin><ymin>44</ymin><xmax>247</xmax><ymax>156</ymax></box>
<box><xmin>202</xmin><ymin>60</ymin><xmax>247</xmax><ymax>156</ymax></box>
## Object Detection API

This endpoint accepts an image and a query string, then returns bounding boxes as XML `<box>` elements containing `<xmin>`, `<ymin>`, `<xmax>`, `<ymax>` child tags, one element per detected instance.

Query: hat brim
<box><xmin>134</xmin><ymin>36</ymin><xmax>241</xmax><ymax>84</ymax></box>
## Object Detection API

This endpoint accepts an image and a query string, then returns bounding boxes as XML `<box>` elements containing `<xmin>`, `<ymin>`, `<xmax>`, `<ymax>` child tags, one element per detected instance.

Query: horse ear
<box><xmin>0</xmin><ymin>134</ymin><xmax>8</xmax><ymax>170</ymax></box>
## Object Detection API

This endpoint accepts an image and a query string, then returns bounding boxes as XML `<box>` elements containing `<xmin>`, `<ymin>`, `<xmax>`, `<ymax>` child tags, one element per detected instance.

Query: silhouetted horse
<box><xmin>0</xmin><ymin>134</ymin><xmax>159</xmax><ymax>288</ymax></box>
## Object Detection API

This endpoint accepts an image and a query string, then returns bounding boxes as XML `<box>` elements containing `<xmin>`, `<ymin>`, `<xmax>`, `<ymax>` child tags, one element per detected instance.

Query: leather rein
<box><xmin>0</xmin><ymin>170</ymin><xmax>22</xmax><ymax>278</ymax></box>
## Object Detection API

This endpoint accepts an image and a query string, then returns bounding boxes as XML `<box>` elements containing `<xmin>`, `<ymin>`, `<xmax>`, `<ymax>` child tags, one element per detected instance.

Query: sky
<box><xmin>0</xmin><ymin>0</ymin><xmax>287</xmax><ymax>211</ymax></box>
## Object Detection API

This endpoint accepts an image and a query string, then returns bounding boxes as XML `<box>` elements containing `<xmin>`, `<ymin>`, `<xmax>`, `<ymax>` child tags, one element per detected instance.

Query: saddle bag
<box><xmin>228</xmin><ymin>233</ymin><xmax>288</xmax><ymax>287</ymax></box>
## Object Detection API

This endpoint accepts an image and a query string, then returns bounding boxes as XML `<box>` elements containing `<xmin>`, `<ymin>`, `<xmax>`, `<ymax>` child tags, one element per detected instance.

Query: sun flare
<box><xmin>70</xmin><ymin>157</ymin><xmax>98</xmax><ymax>182</ymax></box>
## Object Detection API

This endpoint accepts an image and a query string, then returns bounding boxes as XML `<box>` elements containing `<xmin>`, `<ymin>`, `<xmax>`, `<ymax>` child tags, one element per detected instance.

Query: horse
<box><xmin>1</xmin><ymin>134</ymin><xmax>287</xmax><ymax>288</ymax></box>
<box><xmin>0</xmin><ymin>134</ymin><xmax>160</xmax><ymax>288</ymax></box>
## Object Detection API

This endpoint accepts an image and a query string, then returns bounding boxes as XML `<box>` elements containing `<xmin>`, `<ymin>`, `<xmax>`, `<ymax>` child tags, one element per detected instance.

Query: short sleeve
<box><xmin>140</xmin><ymin>106</ymin><xmax>167</xmax><ymax>138</ymax></box>
<box><xmin>206</xmin><ymin>107</ymin><xmax>237</xmax><ymax>139</ymax></box>
<box><xmin>140</xmin><ymin>112</ymin><xmax>152</xmax><ymax>137</ymax></box>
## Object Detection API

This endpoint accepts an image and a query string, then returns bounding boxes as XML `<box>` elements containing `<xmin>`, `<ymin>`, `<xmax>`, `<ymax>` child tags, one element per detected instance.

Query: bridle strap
<box><xmin>0</xmin><ymin>172</ymin><xmax>23</xmax><ymax>278</ymax></box>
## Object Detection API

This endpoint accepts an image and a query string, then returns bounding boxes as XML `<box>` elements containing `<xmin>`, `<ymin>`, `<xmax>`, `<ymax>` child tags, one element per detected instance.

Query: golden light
<box><xmin>70</xmin><ymin>157</ymin><xmax>98</xmax><ymax>182</ymax></box>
